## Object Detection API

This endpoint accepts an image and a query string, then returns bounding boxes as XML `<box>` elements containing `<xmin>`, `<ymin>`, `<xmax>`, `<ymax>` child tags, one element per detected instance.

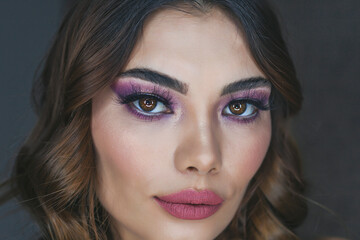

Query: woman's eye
<box><xmin>132</xmin><ymin>96</ymin><xmax>171</xmax><ymax>114</ymax></box>
<box><xmin>222</xmin><ymin>101</ymin><xmax>258</xmax><ymax>117</ymax></box>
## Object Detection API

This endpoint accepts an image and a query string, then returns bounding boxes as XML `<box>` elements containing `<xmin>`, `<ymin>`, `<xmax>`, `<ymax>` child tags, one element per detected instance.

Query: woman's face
<box><xmin>92</xmin><ymin>8</ymin><xmax>272</xmax><ymax>240</ymax></box>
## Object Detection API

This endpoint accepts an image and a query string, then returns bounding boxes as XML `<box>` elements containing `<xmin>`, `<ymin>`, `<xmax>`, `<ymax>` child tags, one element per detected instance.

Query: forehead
<box><xmin>125</xmin><ymin>8</ymin><xmax>263</xmax><ymax>89</ymax></box>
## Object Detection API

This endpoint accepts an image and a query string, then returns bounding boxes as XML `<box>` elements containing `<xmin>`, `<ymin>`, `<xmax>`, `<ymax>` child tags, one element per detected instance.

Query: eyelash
<box><xmin>116</xmin><ymin>91</ymin><xmax>270</xmax><ymax>123</ymax></box>
<box><xmin>222</xmin><ymin>99</ymin><xmax>270</xmax><ymax>124</ymax></box>
<box><xmin>117</xmin><ymin>91</ymin><xmax>174</xmax><ymax>121</ymax></box>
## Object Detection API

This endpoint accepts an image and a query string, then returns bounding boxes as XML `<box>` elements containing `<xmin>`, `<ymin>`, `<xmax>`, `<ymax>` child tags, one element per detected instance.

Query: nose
<box><xmin>174</xmin><ymin>118</ymin><xmax>222</xmax><ymax>175</ymax></box>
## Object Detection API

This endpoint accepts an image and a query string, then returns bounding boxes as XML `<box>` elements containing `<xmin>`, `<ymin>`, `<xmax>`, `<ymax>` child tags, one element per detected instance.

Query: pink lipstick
<box><xmin>154</xmin><ymin>189</ymin><xmax>223</xmax><ymax>220</ymax></box>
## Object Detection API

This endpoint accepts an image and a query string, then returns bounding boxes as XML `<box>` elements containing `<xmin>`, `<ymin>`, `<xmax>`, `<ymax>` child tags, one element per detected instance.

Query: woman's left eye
<box><xmin>222</xmin><ymin>100</ymin><xmax>259</xmax><ymax>118</ymax></box>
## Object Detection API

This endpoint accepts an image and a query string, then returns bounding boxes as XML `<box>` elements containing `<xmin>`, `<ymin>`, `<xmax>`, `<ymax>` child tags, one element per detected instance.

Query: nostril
<box><xmin>187</xmin><ymin>166</ymin><xmax>197</xmax><ymax>172</ymax></box>
<box><xmin>208</xmin><ymin>168</ymin><xmax>215</xmax><ymax>173</ymax></box>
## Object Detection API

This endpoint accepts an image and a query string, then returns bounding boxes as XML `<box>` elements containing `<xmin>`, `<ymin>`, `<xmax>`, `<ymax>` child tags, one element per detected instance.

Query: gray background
<box><xmin>0</xmin><ymin>1</ymin><xmax>359</xmax><ymax>239</ymax></box>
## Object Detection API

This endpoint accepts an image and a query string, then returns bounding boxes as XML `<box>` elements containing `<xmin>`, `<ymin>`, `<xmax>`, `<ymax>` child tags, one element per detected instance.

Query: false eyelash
<box><xmin>116</xmin><ymin>83</ymin><xmax>175</xmax><ymax>108</ymax></box>
<box><xmin>222</xmin><ymin>92</ymin><xmax>273</xmax><ymax>124</ymax></box>
<box><xmin>118</xmin><ymin>92</ymin><xmax>172</xmax><ymax>108</ymax></box>
<box><xmin>228</xmin><ymin>90</ymin><xmax>272</xmax><ymax>110</ymax></box>
<box><xmin>228</xmin><ymin>98</ymin><xmax>270</xmax><ymax>111</ymax></box>
<box><xmin>114</xmin><ymin>85</ymin><xmax>175</xmax><ymax>121</ymax></box>
<box><xmin>115</xmin><ymin>94</ymin><xmax>171</xmax><ymax>122</ymax></box>
<box><xmin>223</xmin><ymin>99</ymin><xmax>266</xmax><ymax>121</ymax></box>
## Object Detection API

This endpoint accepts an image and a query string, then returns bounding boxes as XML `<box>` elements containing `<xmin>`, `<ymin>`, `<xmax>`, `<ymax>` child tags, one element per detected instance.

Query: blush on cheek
<box><xmin>246</xmin><ymin>153</ymin><xmax>265</xmax><ymax>175</ymax></box>
<box><xmin>231</xmin><ymin>152</ymin><xmax>265</xmax><ymax>185</ymax></box>
<box><xmin>97</xmin><ymin>134</ymin><xmax>144</xmax><ymax>182</ymax></box>
<box><xmin>231</xmin><ymin>128</ymin><xmax>271</xmax><ymax>181</ymax></box>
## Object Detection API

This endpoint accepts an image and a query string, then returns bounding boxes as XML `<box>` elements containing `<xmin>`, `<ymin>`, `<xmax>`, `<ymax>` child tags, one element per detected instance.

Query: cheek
<box><xmin>92</xmin><ymin>101</ymin><xmax>174</xmax><ymax>202</ymax></box>
<box><xmin>93</xmin><ymin>121</ymin><xmax>158</xmax><ymax>194</ymax></box>
<box><xmin>91</xmin><ymin>104</ymin><xmax>172</xmax><ymax>233</ymax></box>
<box><xmin>237</xmin><ymin>133</ymin><xmax>270</xmax><ymax>173</ymax></box>
<box><xmin>223</xmin><ymin>113</ymin><xmax>272</xmax><ymax>190</ymax></box>
<box><xmin>90</xmin><ymin>92</ymin><xmax>154</xmax><ymax>207</ymax></box>
<box><xmin>95</xmin><ymin>130</ymin><xmax>143</xmax><ymax>181</ymax></box>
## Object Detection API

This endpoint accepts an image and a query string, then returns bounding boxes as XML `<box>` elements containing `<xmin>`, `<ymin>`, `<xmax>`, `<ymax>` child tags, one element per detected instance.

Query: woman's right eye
<box><xmin>119</xmin><ymin>93</ymin><xmax>174</xmax><ymax>118</ymax></box>
<box><xmin>131</xmin><ymin>96</ymin><xmax>172</xmax><ymax>115</ymax></box>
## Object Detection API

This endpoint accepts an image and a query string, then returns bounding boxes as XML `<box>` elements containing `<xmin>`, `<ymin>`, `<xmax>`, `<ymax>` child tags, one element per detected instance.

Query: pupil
<box><xmin>145</xmin><ymin>99</ymin><xmax>153</xmax><ymax>106</ymax></box>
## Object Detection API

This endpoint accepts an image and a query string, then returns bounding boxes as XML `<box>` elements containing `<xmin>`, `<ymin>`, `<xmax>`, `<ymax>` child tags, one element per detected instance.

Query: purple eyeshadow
<box><xmin>111</xmin><ymin>79</ymin><xmax>178</xmax><ymax>121</ymax></box>
<box><xmin>111</xmin><ymin>80</ymin><xmax>147</xmax><ymax>96</ymax></box>
<box><xmin>112</xmin><ymin>78</ymin><xmax>271</xmax><ymax>124</ymax></box>
<box><xmin>112</xmin><ymin>80</ymin><xmax>172</xmax><ymax>100</ymax></box>
<box><xmin>231</xmin><ymin>90</ymin><xmax>270</xmax><ymax>105</ymax></box>
<box><xmin>122</xmin><ymin>103</ymin><xmax>166</xmax><ymax>121</ymax></box>
<box><xmin>223</xmin><ymin>111</ymin><xmax>259</xmax><ymax>124</ymax></box>
<box><xmin>218</xmin><ymin>89</ymin><xmax>271</xmax><ymax>124</ymax></box>
<box><xmin>218</xmin><ymin>89</ymin><xmax>270</xmax><ymax>109</ymax></box>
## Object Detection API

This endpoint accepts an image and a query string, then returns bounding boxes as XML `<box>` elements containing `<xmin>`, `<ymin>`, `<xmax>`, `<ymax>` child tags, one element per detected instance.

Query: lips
<box><xmin>154</xmin><ymin>189</ymin><xmax>223</xmax><ymax>220</ymax></box>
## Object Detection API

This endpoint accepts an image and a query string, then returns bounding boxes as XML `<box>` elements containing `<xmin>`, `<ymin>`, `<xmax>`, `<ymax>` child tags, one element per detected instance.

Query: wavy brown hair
<box><xmin>1</xmin><ymin>0</ymin><xmax>307</xmax><ymax>239</ymax></box>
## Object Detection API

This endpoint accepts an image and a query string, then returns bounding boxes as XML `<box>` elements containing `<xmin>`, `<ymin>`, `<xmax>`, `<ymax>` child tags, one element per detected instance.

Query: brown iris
<box><xmin>139</xmin><ymin>97</ymin><xmax>157</xmax><ymax>112</ymax></box>
<box><xmin>229</xmin><ymin>102</ymin><xmax>247</xmax><ymax>115</ymax></box>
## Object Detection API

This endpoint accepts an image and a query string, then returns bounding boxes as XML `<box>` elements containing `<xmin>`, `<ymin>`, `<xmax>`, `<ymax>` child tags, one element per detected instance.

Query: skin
<box><xmin>92</xmin><ymin>8</ymin><xmax>272</xmax><ymax>240</ymax></box>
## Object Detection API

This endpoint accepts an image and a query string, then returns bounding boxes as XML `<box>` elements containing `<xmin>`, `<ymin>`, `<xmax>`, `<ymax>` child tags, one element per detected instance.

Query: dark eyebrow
<box><xmin>220</xmin><ymin>77</ymin><xmax>271</xmax><ymax>96</ymax></box>
<box><xmin>120</xmin><ymin>68</ymin><xmax>189</xmax><ymax>95</ymax></box>
<box><xmin>120</xmin><ymin>68</ymin><xmax>270</xmax><ymax>96</ymax></box>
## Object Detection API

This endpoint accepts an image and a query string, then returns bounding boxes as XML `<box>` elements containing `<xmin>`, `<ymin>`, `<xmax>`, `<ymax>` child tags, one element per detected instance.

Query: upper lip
<box><xmin>155</xmin><ymin>189</ymin><xmax>223</xmax><ymax>205</ymax></box>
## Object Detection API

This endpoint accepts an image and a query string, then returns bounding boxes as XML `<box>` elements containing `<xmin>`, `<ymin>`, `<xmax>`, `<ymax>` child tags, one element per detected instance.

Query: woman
<box><xmin>1</xmin><ymin>0</ymin><xmax>307</xmax><ymax>239</ymax></box>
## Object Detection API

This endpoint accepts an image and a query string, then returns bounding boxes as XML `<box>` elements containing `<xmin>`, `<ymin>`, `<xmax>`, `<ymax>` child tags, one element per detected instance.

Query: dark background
<box><xmin>0</xmin><ymin>1</ymin><xmax>359</xmax><ymax>239</ymax></box>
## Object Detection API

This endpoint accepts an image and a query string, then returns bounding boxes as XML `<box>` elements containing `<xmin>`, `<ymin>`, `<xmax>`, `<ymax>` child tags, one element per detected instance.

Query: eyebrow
<box><xmin>220</xmin><ymin>77</ymin><xmax>271</xmax><ymax>96</ymax></box>
<box><xmin>120</xmin><ymin>68</ymin><xmax>270</xmax><ymax>96</ymax></box>
<box><xmin>120</xmin><ymin>68</ymin><xmax>189</xmax><ymax>94</ymax></box>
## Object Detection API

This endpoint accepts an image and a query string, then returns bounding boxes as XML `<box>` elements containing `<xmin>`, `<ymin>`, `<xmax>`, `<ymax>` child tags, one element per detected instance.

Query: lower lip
<box><xmin>154</xmin><ymin>197</ymin><xmax>222</xmax><ymax>220</ymax></box>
